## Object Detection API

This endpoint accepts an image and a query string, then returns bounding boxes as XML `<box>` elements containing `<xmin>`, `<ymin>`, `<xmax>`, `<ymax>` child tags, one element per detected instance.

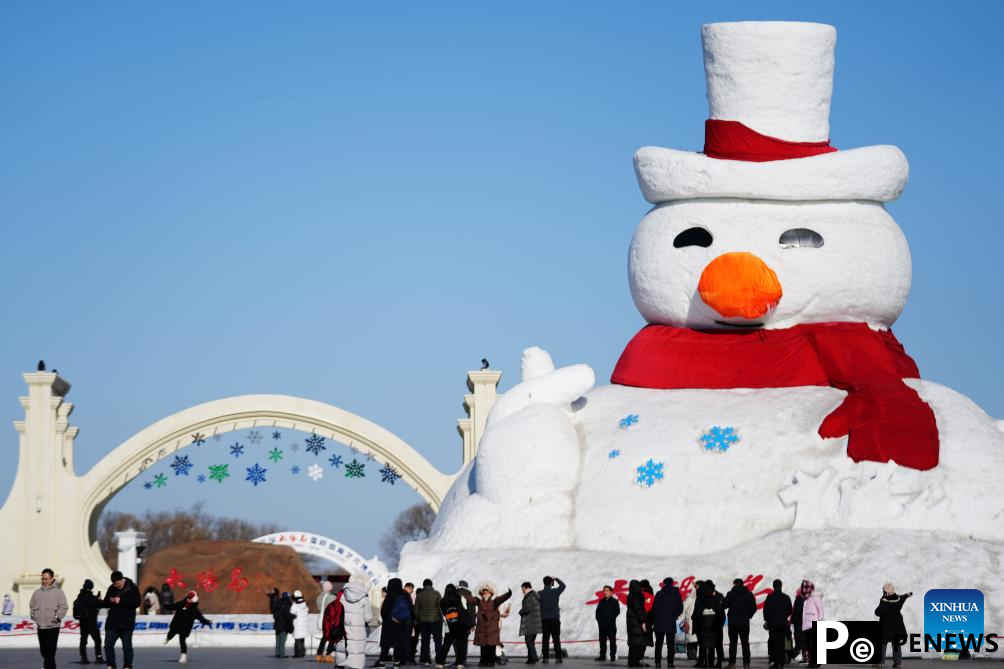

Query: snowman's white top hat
<box><xmin>634</xmin><ymin>21</ymin><xmax>908</xmax><ymax>203</ymax></box>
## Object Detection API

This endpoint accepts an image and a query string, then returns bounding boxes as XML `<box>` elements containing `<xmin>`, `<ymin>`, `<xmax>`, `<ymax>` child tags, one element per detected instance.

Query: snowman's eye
<box><xmin>779</xmin><ymin>228</ymin><xmax>824</xmax><ymax>249</ymax></box>
<box><xmin>673</xmin><ymin>227</ymin><xmax>713</xmax><ymax>248</ymax></box>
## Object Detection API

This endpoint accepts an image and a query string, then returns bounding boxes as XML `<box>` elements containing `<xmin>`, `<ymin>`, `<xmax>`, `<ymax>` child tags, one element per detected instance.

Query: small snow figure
<box><xmin>143</xmin><ymin>481</ymin><xmax>153</xmax><ymax>490</ymax></box>
<box><xmin>619</xmin><ymin>414</ymin><xmax>640</xmax><ymax>429</ymax></box>
<box><xmin>635</xmin><ymin>459</ymin><xmax>665</xmax><ymax>487</ymax></box>
<box><xmin>305</xmin><ymin>434</ymin><xmax>326</xmax><ymax>456</ymax></box>
<box><xmin>171</xmin><ymin>454</ymin><xmax>194</xmax><ymax>476</ymax></box>
<box><xmin>344</xmin><ymin>459</ymin><xmax>365</xmax><ymax>478</ymax></box>
<box><xmin>191</xmin><ymin>432</ymin><xmax>206</xmax><ymax>446</ymax></box>
<box><xmin>229</xmin><ymin>442</ymin><xmax>245</xmax><ymax>458</ymax></box>
<box><xmin>272</xmin><ymin>430</ymin><xmax>282</xmax><ymax>440</ymax></box>
<box><xmin>290</xmin><ymin>465</ymin><xmax>301</xmax><ymax>475</ymax></box>
<box><xmin>699</xmin><ymin>426</ymin><xmax>740</xmax><ymax>453</ymax></box>
<box><xmin>197</xmin><ymin>474</ymin><xmax>207</xmax><ymax>483</ymax></box>
<box><xmin>608</xmin><ymin>449</ymin><xmax>621</xmax><ymax>459</ymax></box>
<box><xmin>208</xmin><ymin>463</ymin><xmax>230</xmax><ymax>483</ymax></box>
<box><xmin>307</xmin><ymin>463</ymin><xmax>323</xmax><ymax>481</ymax></box>
<box><xmin>247</xmin><ymin>429</ymin><xmax>263</xmax><ymax>445</ymax></box>
<box><xmin>153</xmin><ymin>473</ymin><xmax>168</xmax><ymax>488</ymax></box>
<box><xmin>328</xmin><ymin>454</ymin><xmax>343</xmax><ymax>469</ymax></box>
<box><xmin>245</xmin><ymin>463</ymin><xmax>267</xmax><ymax>486</ymax></box>
<box><xmin>380</xmin><ymin>464</ymin><xmax>402</xmax><ymax>485</ymax></box>
<box><xmin>267</xmin><ymin>447</ymin><xmax>283</xmax><ymax>463</ymax></box>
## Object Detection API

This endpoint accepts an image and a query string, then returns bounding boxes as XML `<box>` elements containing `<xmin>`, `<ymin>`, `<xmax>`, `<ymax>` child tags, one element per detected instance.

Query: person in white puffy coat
<box><xmin>336</xmin><ymin>574</ymin><xmax>374</xmax><ymax>669</ymax></box>
<box><xmin>291</xmin><ymin>590</ymin><xmax>311</xmax><ymax>658</ymax></box>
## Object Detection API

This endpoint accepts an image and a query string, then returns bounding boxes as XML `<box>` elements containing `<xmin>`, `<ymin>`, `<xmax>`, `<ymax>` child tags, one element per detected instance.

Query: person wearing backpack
<box><xmin>316</xmin><ymin>581</ymin><xmax>338</xmax><ymax>662</ymax></box>
<box><xmin>163</xmin><ymin>590</ymin><xmax>213</xmax><ymax>664</ymax></box>
<box><xmin>73</xmin><ymin>579</ymin><xmax>103</xmax><ymax>665</ymax></box>
<box><xmin>381</xmin><ymin>578</ymin><xmax>416</xmax><ymax>666</ymax></box>
<box><xmin>321</xmin><ymin>588</ymin><xmax>346</xmax><ymax>665</ymax></box>
<box><xmin>436</xmin><ymin>583</ymin><xmax>478</xmax><ymax>669</ymax></box>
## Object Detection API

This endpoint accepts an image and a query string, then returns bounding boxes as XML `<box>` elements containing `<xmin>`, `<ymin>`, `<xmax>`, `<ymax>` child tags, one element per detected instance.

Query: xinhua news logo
<box><xmin>925</xmin><ymin>589</ymin><xmax>983</xmax><ymax>652</ymax></box>
<box><xmin>813</xmin><ymin>622</ymin><xmax>882</xmax><ymax>664</ymax></box>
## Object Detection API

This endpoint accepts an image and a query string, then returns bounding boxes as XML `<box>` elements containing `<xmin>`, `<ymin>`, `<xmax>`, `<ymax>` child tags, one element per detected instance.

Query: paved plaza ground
<box><xmin>2</xmin><ymin>650</ymin><xmax>1001</xmax><ymax>669</ymax></box>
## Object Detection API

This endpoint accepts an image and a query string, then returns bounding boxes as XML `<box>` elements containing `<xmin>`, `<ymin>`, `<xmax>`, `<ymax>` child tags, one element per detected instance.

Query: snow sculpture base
<box><xmin>399</xmin><ymin>529</ymin><xmax>1001</xmax><ymax>658</ymax></box>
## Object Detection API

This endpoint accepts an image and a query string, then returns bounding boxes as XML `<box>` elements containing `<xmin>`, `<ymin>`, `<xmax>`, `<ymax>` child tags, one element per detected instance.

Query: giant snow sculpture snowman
<box><xmin>416</xmin><ymin>22</ymin><xmax>1004</xmax><ymax>576</ymax></box>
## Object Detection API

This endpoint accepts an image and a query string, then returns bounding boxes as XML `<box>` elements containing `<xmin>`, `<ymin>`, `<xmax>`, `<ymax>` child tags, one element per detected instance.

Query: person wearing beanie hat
<box><xmin>102</xmin><ymin>569</ymin><xmax>140</xmax><ymax>669</ymax></box>
<box><xmin>74</xmin><ymin>578</ymin><xmax>103</xmax><ymax>665</ymax></box>
<box><xmin>316</xmin><ymin>580</ymin><xmax>337</xmax><ymax>662</ymax></box>
<box><xmin>163</xmin><ymin>590</ymin><xmax>212</xmax><ymax>664</ymax></box>
<box><xmin>291</xmin><ymin>589</ymin><xmax>310</xmax><ymax>658</ymax></box>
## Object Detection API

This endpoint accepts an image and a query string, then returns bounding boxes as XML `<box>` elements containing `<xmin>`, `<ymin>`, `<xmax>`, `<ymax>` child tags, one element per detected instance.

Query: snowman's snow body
<box><xmin>411</xmin><ymin>21</ymin><xmax>1004</xmax><ymax>617</ymax></box>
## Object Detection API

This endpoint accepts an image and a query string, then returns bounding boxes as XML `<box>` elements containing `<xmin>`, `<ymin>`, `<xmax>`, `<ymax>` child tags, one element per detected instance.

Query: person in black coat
<box><xmin>874</xmin><ymin>584</ymin><xmax>912</xmax><ymax>668</ymax></box>
<box><xmin>690</xmin><ymin>581</ymin><xmax>706</xmax><ymax>668</ymax></box>
<box><xmin>381</xmin><ymin>577</ymin><xmax>416</xmax><ymax>665</ymax></box>
<box><xmin>539</xmin><ymin>576</ymin><xmax>566</xmax><ymax>664</ymax></box>
<box><xmin>164</xmin><ymin>590</ymin><xmax>213</xmax><ymax>662</ymax></box>
<box><xmin>652</xmin><ymin>577</ymin><xmax>684</xmax><ymax>668</ymax></box>
<box><xmin>696</xmin><ymin>581</ymin><xmax>725</xmax><ymax>669</ymax></box>
<box><xmin>626</xmin><ymin>580</ymin><xmax>650</xmax><ymax>667</ymax></box>
<box><xmin>74</xmin><ymin>579</ymin><xmax>103</xmax><ymax>665</ymax></box>
<box><xmin>761</xmin><ymin>580</ymin><xmax>793</xmax><ymax>669</ymax></box>
<box><xmin>594</xmin><ymin>585</ymin><xmax>621</xmax><ymax>662</ymax></box>
<box><xmin>724</xmin><ymin>579</ymin><xmax>757</xmax><ymax>668</ymax></box>
<box><xmin>158</xmin><ymin>582</ymin><xmax>175</xmax><ymax>611</ymax></box>
<box><xmin>101</xmin><ymin>571</ymin><xmax>141</xmax><ymax>669</ymax></box>
<box><xmin>790</xmin><ymin>593</ymin><xmax>805</xmax><ymax>664</ymax></box>
<box><xmin>272</xmin><ymin>591</ymin><xmax>296</xmax><ymax>658</ymax></box>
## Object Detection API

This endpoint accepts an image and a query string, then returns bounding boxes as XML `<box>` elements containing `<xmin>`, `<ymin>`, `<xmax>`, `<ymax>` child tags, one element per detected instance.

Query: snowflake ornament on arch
<box><xmin>267</xmin><ymin>447</ymin><xmax>283</xmax><ymax>463</ymax></box>
<box><xmin>307</xmin><ymin>463</ymin><xmax>324</xmax><ymax>481</ymax></box>
<box><xmin>305</xmin><ymin>434</ymin><xmax>327</xmax><ymax>456</ymax></box>
<box><xmin>212</xmin><ymin>433</ymin><xmax>223</xmax><ymax>442</ymax></box>
<box><xmin>344</xmin><ymin>459</ymin><xmax>365</xmax><ymax>478</ymax></box>
<box><xmin>635</xmin><ymin>459</ymin><xmax>665</xmax><ymax>487</ymax></box>
<box><xmin>153</xmin><ymin>473</ymin><xmax>168</xmax><ymax>488</ymax></box>
<box><xmin>143</xmin><ymin>481</ymin><xmax>153</xmax><ymax>490</ymax></box>
<box><xmin>272</xmin><ymin>431</ymin><xmax>282</xmax><ymax>441</ymax></box>
<box><xmin>290</xmin><ymin>465</ymin><xmax>301</xmax><ymax>475</ymax></box>
<box><xmin>699</xmin><ymin>426</ymin><xmax>740</xmax><ymax>453</ymax></box>
<box><xmin>247</xmin><ymin>430</ymin><xmax>263</xmax><ymax>445</ymax></box>
<box><xmin>171</xmin><ymin>454</ymin><xmax>194</xmax><ymax>476</ymax></box>
<box><xmin>328</xmin><ymin>454</ymin><xmax>343</xmax><ymax>469</ymax></box>
<box><xmin>379</xmin><ymin>464</ymin><xmax>402</xmax><ymax>485</ymax></box>
<box><xmin>230</xmin><ymin>442</ymin><xmax>245</xmax><ymax>458</ymax></box>
<box><xmin>191</xmin><ymin>433</ymin><xmax>206</xmax><ymax>447</ymax></box>
<box><xmin>197</xmin><ymin>474</ymin><xmax>207</xmax><ymax>483</ymax></box>
<box><xmin>208</xmin><ymin>463</ymin><xmax>230</xmax><ymax>483</ymax></box>
<box><xmin>245</xmin><ymin>463</ymin><xmax>267</xmax><ymax>486</ymax></box>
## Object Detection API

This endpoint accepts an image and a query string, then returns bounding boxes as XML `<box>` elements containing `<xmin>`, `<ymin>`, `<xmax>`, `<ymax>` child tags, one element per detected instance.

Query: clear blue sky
<box><xmin>2</xmin><ymin>2</ymin><xmax>1003</xmax><ymax>562</ymax></box>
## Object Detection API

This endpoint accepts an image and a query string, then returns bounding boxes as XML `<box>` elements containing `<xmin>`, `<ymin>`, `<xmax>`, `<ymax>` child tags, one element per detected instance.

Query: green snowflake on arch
<box><xmin>152</xmin><ymin>473</ymin><xmax>168</xmax><ymax>488</ymax></box>
<box><xmin>208</xmin><ymin>463</ymin><xmax>230</xmax><ymax>483</ymax></box>
<box><xmin>268</xmin><ymin>447</ymin><xmax>283</xmax><ymax>463</ymax></box>
<box><xmin>344</xmin><ymin>459</ymin><xmax>365</xmax><ymax>478</ymax></box>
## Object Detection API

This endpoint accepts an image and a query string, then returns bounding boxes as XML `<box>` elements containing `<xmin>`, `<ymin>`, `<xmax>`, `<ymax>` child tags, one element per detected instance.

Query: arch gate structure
<box><xmin>0</xmin><ymin>369</ymin><xmax>501</xmax><ymax>614</ymax></box>
<box><xmin>251</xmin><ymin>531</ymin><xmax>390</xmax><ymax>588</ymax></box>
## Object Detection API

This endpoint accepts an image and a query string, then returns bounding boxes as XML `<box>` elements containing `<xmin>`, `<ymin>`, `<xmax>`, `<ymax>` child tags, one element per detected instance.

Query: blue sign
<box><xmin>924</xmin><ymin>589</ymin><xmax>984</xmax><ymax>651</ymax></box>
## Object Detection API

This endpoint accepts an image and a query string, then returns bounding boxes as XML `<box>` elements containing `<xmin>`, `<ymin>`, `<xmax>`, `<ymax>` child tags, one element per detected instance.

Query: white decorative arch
<box><xmin>253</xmin><ymin>531</ymin><xmax>389</xmax><ymax>588</ymax></box>
<box><xmin>14</xmin><ymin>393</ymin><xmax>454</xmax><ymax>601</ymax></box>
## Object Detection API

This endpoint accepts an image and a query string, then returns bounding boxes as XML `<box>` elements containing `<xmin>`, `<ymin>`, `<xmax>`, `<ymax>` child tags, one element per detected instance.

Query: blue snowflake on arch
<box><xmin>247</xmin><ymin>430</ymin><xmax>264</xmax><ymax>445</ymax></box>
<box><xmin>272</xmin><ymin>431</ymin><xmax>282</xmax><ymax>441</ymax></box>
<box><xmin>230</xmin><ymin>442</ymin><xmax>245</xmax><ymax>458</ymax></box>
<box><xmin>328</xmin><ymin>454</ymin><xmax>343</xmax><ymax>469</ymax></box>
<box><xmin>619</xmin><ymin>414</ymin><xmax>639</xmax><ymax>429</ymax></box>
<box><xmin>290</xmin><ymin>465</ymin><xmax>301</xmax><ymax>475</ymax></box>
<box><xmin>635</xmin><ymin>459</ymin><xmax>665</xmax><ymax>487</ymax></box>
<box><xmin>699</xmin><ymin>426</ymin><xmax>740</xmax><ymax>453</ymax></box>
<box><xmin>171</xmin><ymin>454</ymin><xmax>193</xmax><ymax>476</ymax></box>
<box><xmin>245</xmin><ymin>463</ymin><xmax>267</xmax><ymax>486</ymax></box>
<box><xmin>380</xmin><ymin>464</ymin><xmax>402</xmax><ymax>485</ymax></box>
<box><xmin>191</xmin><ymin>433</ymin><xmax>206</xmax><ymax>447</ymax></box>
<box><xmin>143</xmin><ymin>481</ymin><xmax>153</xmax><ymax>490</ymax></box>
<box><xmin>305</xmin><ymin>434</ymin><xmax>327</xmax><ymax>456</ymax></box>
<box><xmin>196</xmin><ymin>474</ymin><xmax>207</xmax><ymax>483</ymax></box>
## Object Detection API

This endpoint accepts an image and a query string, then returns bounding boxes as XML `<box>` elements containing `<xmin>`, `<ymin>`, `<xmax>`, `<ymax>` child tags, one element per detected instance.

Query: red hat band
<box><xmin>704</xmin><ymin>119</ymin><xmax>838</xmax><ymax>162</ymax></box>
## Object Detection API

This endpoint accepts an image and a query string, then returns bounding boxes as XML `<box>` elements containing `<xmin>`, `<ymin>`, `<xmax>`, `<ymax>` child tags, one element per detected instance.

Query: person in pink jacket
<box><xmin>799</xmin><ymin>581</ymin><xmax>824</xmax><ymax>668</ymax></box>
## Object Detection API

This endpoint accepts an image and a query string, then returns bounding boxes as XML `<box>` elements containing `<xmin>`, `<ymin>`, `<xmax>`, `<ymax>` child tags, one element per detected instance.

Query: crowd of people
<box><xmin>17</xmin><ymin>567</ymin><xmax>917</xmax><ymax>669</ymax></box>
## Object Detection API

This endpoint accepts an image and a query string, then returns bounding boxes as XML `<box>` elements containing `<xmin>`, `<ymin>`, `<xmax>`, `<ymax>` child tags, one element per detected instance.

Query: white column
<box><xmin>458</xmin><ymin>369</ymin><xmax>501</xmax><ymax>463</ymax></box>
<box><xmin>114</xmin><ymin>529</ymin><xmax>146</xmax><ymax>584</ymax></box>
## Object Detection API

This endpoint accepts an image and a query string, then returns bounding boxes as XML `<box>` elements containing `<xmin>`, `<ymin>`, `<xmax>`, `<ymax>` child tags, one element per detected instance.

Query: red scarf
<box><xmin>611</xmin><ymin>323</ymin><xmax>939</xmax><ymax>470</ymax></box>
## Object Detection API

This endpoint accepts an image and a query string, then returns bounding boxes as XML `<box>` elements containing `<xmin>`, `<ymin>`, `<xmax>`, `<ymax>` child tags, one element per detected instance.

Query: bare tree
<box><xmin>379</xmin><ymin>503</ymin><xmax>435</xmax><ymax>569</ymax></box>
<box><xmin>99</xmin><ymin>503</ymin><xmax>279</xmax><ymax>568</ymax></box>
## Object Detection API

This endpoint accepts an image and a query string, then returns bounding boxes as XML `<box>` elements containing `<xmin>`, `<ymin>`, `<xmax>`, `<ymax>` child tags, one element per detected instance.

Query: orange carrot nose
<box><xmin>697</xmin><ymin>252</ymin><xmax>783</xmax><ymax>320</ymax></box>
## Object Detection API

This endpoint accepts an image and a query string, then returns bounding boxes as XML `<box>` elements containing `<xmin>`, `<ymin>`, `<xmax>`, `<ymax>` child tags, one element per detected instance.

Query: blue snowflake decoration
<box><xmin>247</xmin><ymin>429</ymin><xmax>263</xmax><ymax>445</ymax></box>
<box><xmin>619</xmin><ymin>414</ymin><xmax>640</xmax><ymax>429</ymax></box>
<box><xmin>272</xmin><ymin>430</ymin><xmax>282</xmax><ymax>440</ymax></box>
<box><xmin>143</xmin><ymin>481</ymin><xmax>153</xmax><ymax>490</ymax></box>
<box><xmin>379</xmin><ymin>464</ymin><xmax>402</xmax><ymax>485</ymax></box>
<box><xmin>245</xmin><ymin>463</ymin><xmax>267</xmax><ymax>486</ymax></box>
<box><xmin>212</xmin><ymin>433</ymin><xmax>223</xmax><ymax>442</ymax></box>
<box><xmin>305</xmin><ymin>434</ymin><xmax>327</xmax><ymax>456</ymax></box>
<box><xmin>699</xmin><ymin>426</ymin><xmax>740</xmax><ymax>453</ymax></box>
<box><xmin>290</xmin><ymin>465</ymin><xmax>301</xmax><ymax>475</ymax></box>
<box><xmin>191</xmin><ymin>432</ymin><xmax>206</xmax><ymax>446</ymax></box>
<box><xmin>328</xmin><ymin>454</ymin><xmax>343</xmax><ymax>469</ymax></box>
<box><xmin>289</xmin><ymin>442</ymin><xmax>300</xmax><ymax>452</ymax></box>
<box><xmin>608</xmin><ymin>449</ymin><xmax>621</xmax><ymax>459</ymax></box>
<box><xmin>171</xmin><ymin>454</ymin><xmax>194</xmax><ymax>476</ymax></box>
<box><xmin>230</xmin><ymin>442</ymin><xmax>245</xmax><ymax>458</ymax></box>
<box><xmin>635</xmin><ymin>459</ymin><xmax>665</xmax><ymax>487</ymax></box>
<box><xmin>196</xmin><ymin>474</ymin><xmax>207</xmax><ymax>483</ymax></box>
